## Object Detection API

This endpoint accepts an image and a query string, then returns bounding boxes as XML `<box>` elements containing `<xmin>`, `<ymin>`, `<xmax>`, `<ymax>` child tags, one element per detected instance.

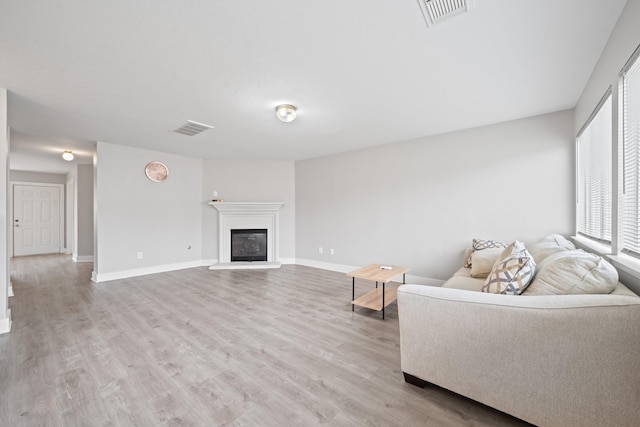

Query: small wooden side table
<box><xmin>347</xmin><ymin>264</ymin><xmax>410</xmax><ymax>319</ymax></box>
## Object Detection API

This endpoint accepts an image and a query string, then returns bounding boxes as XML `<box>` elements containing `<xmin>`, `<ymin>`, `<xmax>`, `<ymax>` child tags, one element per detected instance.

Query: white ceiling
<box><xmin>0</xmin><ymin>0</ymin><xmax>628</xmax><ymax>173</ymax></box>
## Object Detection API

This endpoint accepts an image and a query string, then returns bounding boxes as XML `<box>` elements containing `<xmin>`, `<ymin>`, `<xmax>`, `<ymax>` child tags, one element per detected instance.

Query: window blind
<box><xmin>621</xmin><ymin>49</ymin><xmax>640</xmax><ymax>257</ymax></box>
<box><xmin>577</xmin><ymin>94</ymin><xmax>612</xmax><ymax>243</ymax></box>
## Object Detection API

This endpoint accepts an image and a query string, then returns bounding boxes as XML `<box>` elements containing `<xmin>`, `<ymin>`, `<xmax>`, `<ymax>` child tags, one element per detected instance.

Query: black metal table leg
<box><xmin>403</xmin><ymin>273</ymin><xmax>406</xmax><ymax>284</ymax></box>
<box><xmin>352</xmin><ymin>277</ymin><xmax>355</xmax><ymax>311</ymax></box>
<box><xmin>382</xmin><ymin>282</ymin><xmax>386</xmax><ymax>320</ymax></box>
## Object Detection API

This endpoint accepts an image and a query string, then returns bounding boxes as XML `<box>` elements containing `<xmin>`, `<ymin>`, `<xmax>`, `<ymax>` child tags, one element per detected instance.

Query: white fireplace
<box><xmin>208</xmin><ymin>201</ymin><xmax>284</xmax><ymax>270</ymax></box>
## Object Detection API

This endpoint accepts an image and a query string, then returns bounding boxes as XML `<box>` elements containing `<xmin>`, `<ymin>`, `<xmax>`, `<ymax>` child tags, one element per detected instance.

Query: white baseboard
<box><xmin>295</xmin><ymin>258</ymin><xmax>444</xmax><ymax>286</ymax></box>
<box><xmin>0</xmin><ymin>310</ymin><xmax>12</xmax><ymax>334</ymax></box>
<box><xmin>72</xmin><ymin>254</ymin><xmax>94</xmax><ymax>263</ymax></box>
<box><xmin>8</xmin><ymin>282</ymin><xmax>14</xmax><ymax>297</ymax></box>
<box><xmin>295</xmin><ymin>258</ymin><xmax>360</xmax><ymax>273</ymax></box>
<box><xmin>93</xmin><ymin>260</ymin><xmax>209</xmax><ymax>283</ymax></box>
<box><xmin>89</xmin><ymin>257</ymin><xmax>444</xmax><ymax>287</ymax></box>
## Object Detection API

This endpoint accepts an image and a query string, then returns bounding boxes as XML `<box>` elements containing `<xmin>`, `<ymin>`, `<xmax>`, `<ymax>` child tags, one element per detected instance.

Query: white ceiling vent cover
<box><xmin>173</xmin><ymin>120</ymin><xmax>214</xmax><ymax>136</ymax></box>
<box><xmin>418</xmin><ymin>0</ymin><xmax>475</xmax><ymax>27</ymax></box>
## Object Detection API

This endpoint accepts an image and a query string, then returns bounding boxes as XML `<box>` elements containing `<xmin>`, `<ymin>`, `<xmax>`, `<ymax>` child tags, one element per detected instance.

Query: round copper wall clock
<box><xmin>145</xmin><ymin>161</ymin><xmax>169</xmax><ymax>182</ymax></box>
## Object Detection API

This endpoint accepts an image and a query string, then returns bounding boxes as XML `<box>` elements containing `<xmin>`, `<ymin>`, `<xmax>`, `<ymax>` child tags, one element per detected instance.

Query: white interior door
<box><xmin>13</xmin><ymin>184</ymin><xmax>61</xmax><ymax>256</ymax></box>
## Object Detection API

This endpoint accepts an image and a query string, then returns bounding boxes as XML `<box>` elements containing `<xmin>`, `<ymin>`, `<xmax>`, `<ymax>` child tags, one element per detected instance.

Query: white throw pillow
<box><xmin>527</xmin><ymin>234</ymin><xmax>576</xmax><ymax>264</ymax></box>
<box><xmin>462</xmin><ymin>248</ymin><xmax>473</xmax><ymax>268</ymax></box>
<box><xmin>470</xmin><ymin>248</ymin><xmax>503</xmax><ymax>278</ymax></box>
<box><xmin>524</xmin><ymin>250</ymin><xmax>618</xmax><ymax>295</ymax></box>
<box><xmin>464</xmin><ymin>238</ymin><xmax>508</xmax><ymax>268</ymax></box>
<box><xmin>482</xmin><ymin>241</ymin><xmax>536</xmax><ymax>295</ymax></box>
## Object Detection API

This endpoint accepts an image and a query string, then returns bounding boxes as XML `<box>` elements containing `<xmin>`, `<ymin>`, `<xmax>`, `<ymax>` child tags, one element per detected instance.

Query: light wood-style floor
<box><xmin>0</xmin><ymin>255</ymin><xmax>532</xmax><ymax>426</ymax></box>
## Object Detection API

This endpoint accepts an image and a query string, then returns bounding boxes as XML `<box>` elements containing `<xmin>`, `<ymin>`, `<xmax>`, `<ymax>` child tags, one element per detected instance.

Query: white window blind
<box><xmin>621</xmin><ymin>49</ymin><xmax>640</xmax><ymax>257</ymax></box>
<box><xmin>577</xmin><ymin>93</ymin><xmax>612</xmax><ymax>243</ymax></box>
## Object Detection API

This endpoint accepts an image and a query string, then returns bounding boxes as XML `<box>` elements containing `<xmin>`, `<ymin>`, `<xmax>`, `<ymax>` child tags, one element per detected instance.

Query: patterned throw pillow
<box><xmin>464</xmin><ymin>238</ymin><xmax>508</xmax><ymax>268</ymax></box>
<box><xmin>482</xmin><ymin>241</ymin><xmax>536</xmax><ymax>295</ymax></box>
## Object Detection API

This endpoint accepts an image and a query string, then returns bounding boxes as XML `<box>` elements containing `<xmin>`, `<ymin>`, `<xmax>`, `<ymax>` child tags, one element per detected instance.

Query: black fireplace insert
<box><xmin>230</xmin><ymin>229</ymin><xmax>268</xmax><ymax>262</ymax></box>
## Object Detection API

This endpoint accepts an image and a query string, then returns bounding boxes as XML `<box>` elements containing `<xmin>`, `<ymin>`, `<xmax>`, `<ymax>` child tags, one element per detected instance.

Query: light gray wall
<box><xmin>9</xmin><ymin>170</ymin><xmax>66</xmax><ymax>184</ymax></box>
<box><xmin>92</xmin><ymin>151</ymin><xmax>98</xmax><ymax>274</ymax></box>
<box><xmin>65</xmin><ymin>174</ymin><xmax>74</xmax><ymax>253</ymax></box>
<box><xmin>0</xmin><ymin>89</ymin><xmax>9</xmax><ymax>332</ymax></box>
<box><xmin>95</xmin><ymin>142</ymin><xmax>203</xmax><ymax>276</ymax></box>
<box><xmin>75</xmin><ymin>164</ymin><xmax>93</xmax><ymax>258</ymax></box>
<box><xmin>296</xmin><ymin>110</ymin><xmax>575</xmax><ymax>281</ymax></box>
<box><xmin>575</xmin><ymin>0</ymin><xmax>640</xmax><ymax>132</ymax></box>
<box><xmin>201</xmin><ymin>159</ymin><xmax>295</xmax><ymax>262</ymax></box>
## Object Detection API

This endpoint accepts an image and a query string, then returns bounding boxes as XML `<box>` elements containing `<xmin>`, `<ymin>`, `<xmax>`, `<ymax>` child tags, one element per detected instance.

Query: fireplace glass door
<box><xmin>230</xmin><ymin>229</ymin><xmax>268</xmax><ymax>262</ymax></box>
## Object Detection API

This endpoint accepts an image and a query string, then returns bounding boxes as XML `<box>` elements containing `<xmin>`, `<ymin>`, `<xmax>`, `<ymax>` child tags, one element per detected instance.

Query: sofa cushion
<box><xmin>527</xmin><ymin>234</ymin><xmax>576</xmax><ymax>264</ymax></box>
<box><xmin>524</xmin><ymin>250</ymin><xmax>618</xmax><ymax>295</ymax></box>
<box><xmin>470</xmin><ymin>248</ymin><xmax>504</xmax><ymax>278</ymax></box>
<box><xmin>441</xmin><ymin>276</ymin><xmax>485</xmax><ymax>292</ymax></box>
<box><xmin>464</xmin><ymin>238</ymin><xmax>508</xmax><ymax>268</ymax></box>
<box><xmin>482</xmin><ymin>241</ymin><xmax>536</xmax><ymax>295</ymax></box>
<box><xmin>453</xmin><ymin>267</ymin><xmax>472</xmax><ymax>277</ymax></box>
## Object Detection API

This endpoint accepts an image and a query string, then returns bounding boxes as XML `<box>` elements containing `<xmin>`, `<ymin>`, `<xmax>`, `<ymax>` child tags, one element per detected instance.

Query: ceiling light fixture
<box><xmin>62</xmin><ymin>150</ymin><xmax>74</xmax><ymax>161</ymax></box>
<box><xmin>275</xmin><ymin>104</ymin><xmax>297</xmax><ymax>123</ymax></box>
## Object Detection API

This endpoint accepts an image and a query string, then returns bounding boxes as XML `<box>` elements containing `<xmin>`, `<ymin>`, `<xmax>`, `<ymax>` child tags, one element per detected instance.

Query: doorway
<box><xmin>12</xmin><ymin>183</ymin><xmax>64</xmax><ymax>256</ymax></box>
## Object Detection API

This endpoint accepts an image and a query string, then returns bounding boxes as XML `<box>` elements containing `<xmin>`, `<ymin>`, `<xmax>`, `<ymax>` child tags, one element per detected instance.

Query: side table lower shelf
<box><xmin>351</xmin><ymin>286</ymin><xmax>398</xmax><ymax>312</ymax></box>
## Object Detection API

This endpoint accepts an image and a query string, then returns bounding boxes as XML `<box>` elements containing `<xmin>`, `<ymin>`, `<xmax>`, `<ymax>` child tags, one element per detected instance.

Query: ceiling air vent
<box><xmin>173</xmin><ymin>120</ymin><xmax>214</xmax><ymax>136</ymax></box>
<box><xmin>418</xmin><ymin>0</ymin><xmax>474</xmax><ymax>27</ymax></box>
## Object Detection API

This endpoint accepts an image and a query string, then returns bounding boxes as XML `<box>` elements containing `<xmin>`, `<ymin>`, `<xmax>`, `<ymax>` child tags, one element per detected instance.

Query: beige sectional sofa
<box><xmin>397</xmin><ymin>235</ymin><xmax>640</xmax><ymax>427</ymax></box>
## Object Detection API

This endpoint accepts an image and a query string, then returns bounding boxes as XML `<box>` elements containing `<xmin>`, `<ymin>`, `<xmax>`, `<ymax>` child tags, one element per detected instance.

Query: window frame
<box><xmin>619</xmin><ymin>43</ymin><xmax>640</xmax><ymax>259</ymax></box>
<box><xmin>571</xmin><ymin>43</ymin><xmax>640</xmax><ymax>288</ymax></box>
<box><xmin>575</xmin><ymin>87</ymin><xmax>613</xmax><ymax>244</ymax></box>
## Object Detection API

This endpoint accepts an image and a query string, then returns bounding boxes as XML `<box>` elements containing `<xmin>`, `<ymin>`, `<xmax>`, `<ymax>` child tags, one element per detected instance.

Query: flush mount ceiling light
<box><xmin>62</xmin><ymin>150</ymin><xmax>74</xmax><ymax>161</ymax></box>
<box><xmin>275</xmin><ymin>104</ymin><xmax>297</xmax><ymax>123</ymax></box>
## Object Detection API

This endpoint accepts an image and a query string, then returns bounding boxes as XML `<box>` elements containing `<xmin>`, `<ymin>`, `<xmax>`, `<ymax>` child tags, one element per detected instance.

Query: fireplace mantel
<box><xmin>208</xmin><ymin>201</ymin><xmax>285</xmax><ymax>270</ymax></box>
<box><xmin>208</xmin><ymin>201</ymin><xmax>284</xmax><ymax>213</ymax></box>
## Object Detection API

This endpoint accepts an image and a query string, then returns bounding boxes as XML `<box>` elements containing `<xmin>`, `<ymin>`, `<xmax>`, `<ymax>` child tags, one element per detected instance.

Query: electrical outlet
<box><xmin>137</xmin><ymin>251</ymin><xmax>143</xmax><ymax>259</ymax></box>
<box><xmin>213</xmin><ymin>190</ymin><xmax>218</xmax><ymax>197</ymax></box>
<box><xmin>318</xmin><ymin>247</ymin><xmax>323</xmax><ymax>254</ymax></box>
<box><xmin>330</xmin><ymin>248</ymin><xmax>334</xmax><ymax>255</ymax></box>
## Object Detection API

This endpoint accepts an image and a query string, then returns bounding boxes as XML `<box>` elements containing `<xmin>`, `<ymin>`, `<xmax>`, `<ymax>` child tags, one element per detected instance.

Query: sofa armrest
<box><xmin>397</xmin><ymin>284</ymin><xmax>640</xmax><ymax>427</ymax></box>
